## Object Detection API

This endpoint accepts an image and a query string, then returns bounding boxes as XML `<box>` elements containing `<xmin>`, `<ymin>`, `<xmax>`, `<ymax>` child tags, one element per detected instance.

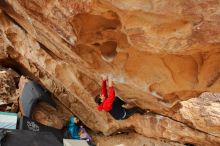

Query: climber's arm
<box><xmin>102</xmin><ymin>78</ymin><xmax>115</xmax><ymax>111</ymax></box>
<box><xmin>101</xmin><ymin>75</ymin><xmax>107</xmax><ymax>98</ymax></box>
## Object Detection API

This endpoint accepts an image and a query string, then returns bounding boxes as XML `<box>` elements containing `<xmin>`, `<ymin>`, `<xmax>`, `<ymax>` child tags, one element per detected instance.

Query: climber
<box><xmin>66</xmin><ymin>116</ymin><xmax>96</xmax><ymax>146</ymax></box>
<box><xmin>66</xmin><ymin>116</ymin><xmax>81</xmax><ymax>140</ymax></box>
<box><xmin>95</xmin><ymin>75</ymin><xmax>144</xmax><ymax>120</ymax></box>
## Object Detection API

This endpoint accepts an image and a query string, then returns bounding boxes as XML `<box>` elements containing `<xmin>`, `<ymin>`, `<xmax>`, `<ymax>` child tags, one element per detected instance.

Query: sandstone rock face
<box><xmin>173</xmin><ymin>92</ymin><xmax>220</xmax><ymax>137</ymax></box>
<box><xmin>93</xmin><ymin>132</ymin><xmax>184</xmax><ymax>146</ymax></box>
<box><xmin>0</xmin><ymin>67</ymin><xmax>19</xmax><ymax>112</ymax></box>
<box><xmin>0</xmin><ymin>0</ymin><xmax>220</xmax><ymax>145</ymax></box>
<box><xmin>32</xmin><ymin>101</ymin><xmax>72</xmax><ymax>129</ymax></box>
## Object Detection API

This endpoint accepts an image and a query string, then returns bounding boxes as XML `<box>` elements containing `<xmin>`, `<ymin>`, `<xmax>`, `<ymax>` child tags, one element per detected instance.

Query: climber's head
<box><xmin>73</xmin><ymin>116</ymin><xmax>79</xmax><ymax>124</ymax></box>
<box><xmin>95</xmin><ymin>94</ymin><xmax>105</xmax><ymax>105</ymax></box>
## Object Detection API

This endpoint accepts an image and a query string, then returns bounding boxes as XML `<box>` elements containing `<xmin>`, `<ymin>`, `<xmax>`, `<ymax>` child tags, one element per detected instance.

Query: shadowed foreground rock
<box><xmin>0</xmin><ymin>0</ymin><xmax>220</xmax><ymax>145</ymax></box>
<box><xmin>32</xmin><ymin>100</ymin><xmax>72</xmax><ymax>129</ymax></box>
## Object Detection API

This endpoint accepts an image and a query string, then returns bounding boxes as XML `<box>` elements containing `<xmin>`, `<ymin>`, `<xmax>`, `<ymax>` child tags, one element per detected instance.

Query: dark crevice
<box><xmin>0</xmin><ymin>0</ymin><xmax>29</xmax><ymax>35</ymax></box>
<box><xmin>0</xmin><ymin>58</ymin><xmax>24</xmax><ymax>76</ymax></box>
<box><xmin>184</xmin><ymin>143</ymin><xmax>195</xmax><ymax>146</ymax></box>
<box><xmin>112</xmin><ymin>127</ymin><xmax>136</xmax><ymax>136</ymax></box>
<box><xmin>2</xmin><ymin>11</ymin><xmax>28</xmax><ymax>34</ymax></box>
<box><xmin>38</xmin><ymin>43</ymin><xmax>63</xmax><ymax>60</ymax></box>
<box><xmin>92</xmin><ymin>43</ymin><xmax>101</xmax><ymax>46</ymax></box>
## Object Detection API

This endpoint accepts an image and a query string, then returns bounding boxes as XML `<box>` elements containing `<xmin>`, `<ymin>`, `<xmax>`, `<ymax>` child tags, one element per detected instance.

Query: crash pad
<box><xmin>63</xmin><ymin>139</ymin><xmax>89</xmax><ymax>146</ymax></box>
<box><xmin>0</xmin><ymin>129</ymin><xmax>62</xmax><ymax>146</ymax></box>
<box><xmin>0</xmin><ymin>112</ymin><xmax>17</xmax><ymax>129</ymax></box>
<box><xmin>19</xmin><ymin>80</ymin><xmax>56</xmax><ymax>117</ymax></box>
<box><xmin>19</xmin><ymin>116</ymin><xmax>64</xmax><ymax>142</ymax></box>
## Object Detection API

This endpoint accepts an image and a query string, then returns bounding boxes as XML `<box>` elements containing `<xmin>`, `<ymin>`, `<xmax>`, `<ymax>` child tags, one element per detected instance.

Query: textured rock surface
<box><xmin>32</xmin><ymin>101</ymin><xmax>72</xmax><ymax>129</ymax></box>
<box><xmin>173</xmin><ymin>92</ymin><xmax>220</xmax><ymax>137</ymax></box>
<box><xmin>0</xmin><ymin>67</ymin><xmax>19</xmax><ymax>112</ymax></box>
<box><xmin>0</xmin><ymin>0</ymin><xmax>220</xmax><ymax>145</ymax></box>
<box><xmin>93</xmin><ymin>132</ymin><xmax>184</xmax><ymax>146</ymax></box>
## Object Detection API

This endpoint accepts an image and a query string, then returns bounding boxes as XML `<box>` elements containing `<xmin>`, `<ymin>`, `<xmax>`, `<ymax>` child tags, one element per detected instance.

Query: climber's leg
<box><xmin>123</xmin><ymin>107</ymin><xmax>145</xmax><ymax>119</ymax></box>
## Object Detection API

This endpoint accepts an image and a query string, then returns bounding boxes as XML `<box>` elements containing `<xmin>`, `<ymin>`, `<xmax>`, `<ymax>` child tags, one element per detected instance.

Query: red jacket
<box><xmin>97</xmin><ymin>80</ymin><xmax>115</xmax><ymax>112</ymax></box>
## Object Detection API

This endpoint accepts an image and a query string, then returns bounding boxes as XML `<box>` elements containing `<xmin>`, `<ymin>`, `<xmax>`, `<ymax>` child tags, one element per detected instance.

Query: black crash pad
<box><xmin>19</xmin><ymin>80</ymin><xmax>56</xmax><ymax>117</ymax></box>
<box><xmin>19</xmin><ymin>116</ymin><xmax>64</xmax><ymax>142</ymax></box>
<box><xmin>0</xmin><ymin>129</ymin><xmax>62</xmax><ymax>146</ymax></box>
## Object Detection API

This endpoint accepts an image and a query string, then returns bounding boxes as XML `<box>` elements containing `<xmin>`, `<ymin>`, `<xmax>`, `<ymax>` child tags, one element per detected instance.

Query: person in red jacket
<box><xmin>95</xmin><ymin>75</ymin><xmax>144</xmax><ymax>120</ymax></box>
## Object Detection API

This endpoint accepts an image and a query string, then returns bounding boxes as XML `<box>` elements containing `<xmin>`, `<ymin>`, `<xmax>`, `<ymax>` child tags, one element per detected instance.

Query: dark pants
<box><xmin>110</xmin><ymin>97</ymin><xmax>144</xmax><ymax>120</ymax></box>
<box><xmin>124</xmin><ymin>107</ymin><xmax>145</xmax><ymax>119</ymax></box>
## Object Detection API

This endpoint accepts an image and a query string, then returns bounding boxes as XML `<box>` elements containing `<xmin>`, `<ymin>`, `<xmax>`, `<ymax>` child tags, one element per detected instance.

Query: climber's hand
<box><xmin>108</xmin><ymin>76</ymin><xmax>113</xmax><ymax>87</ymax></box>
<box><xmin>101</xmin><ymin>74</ymin><xmax>108</xmax><ymax>81</ymax></box>
<box><xmin>79</xmin><ymin>131</ymin><xmax>86</xmax><ymax>139</ymax></box>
